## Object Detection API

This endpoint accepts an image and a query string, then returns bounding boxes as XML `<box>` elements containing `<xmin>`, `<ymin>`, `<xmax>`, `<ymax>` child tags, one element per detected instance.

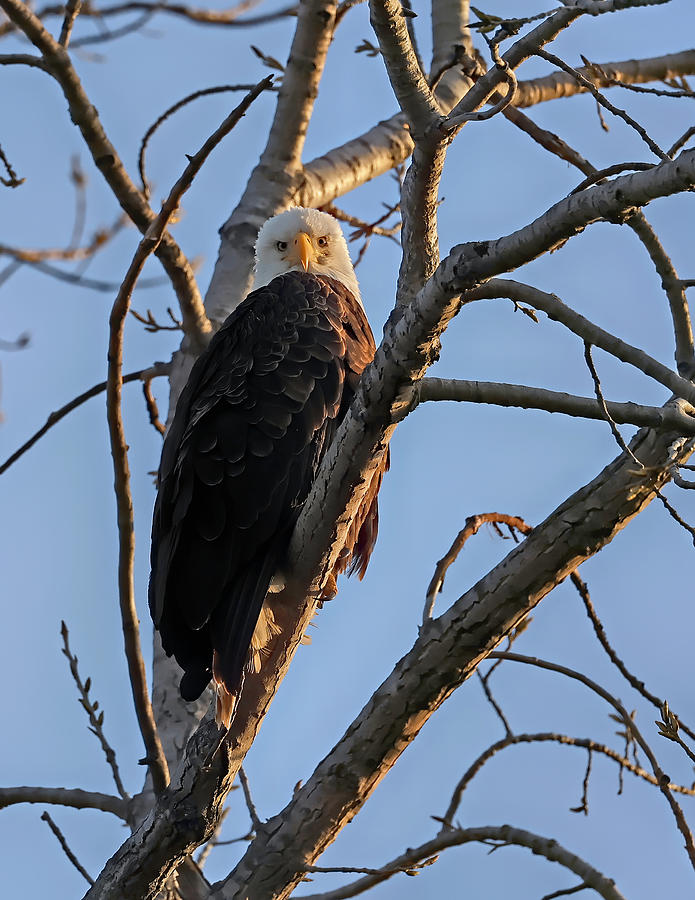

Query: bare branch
<box><xmin>424</xmin><ymin>512</ymin><xmax>531</xmax><ymax>623</ymax></box>
<box><xmin>138</xmin><ymin>83</ymin><xmax>277</xmax><ymax>198</ymax></box>
<box><xmin>514</xmin><ymin>48</ymin><xmax>695</xmax><ymax>108</ymax></box>
<box><xmin>41</xmin><ymin>811</ymin><xmax>95</xmax><ymax>885</ymax></box>
<box><xmin>0</xmin><ymin>141</ymin><xmax>24</xmax><ymax>187</ymax></box>
<box><xmin>205</xmin><ymin>0</ymin><xmax>340</xmax><ymax>322</ymax></box>
<box><xmin>105</xmin><ymin>77</ymin><xmax>271</xmax><ymax>798</ymax></box>
<box><xmin>442</xmin><ymin>731</ymin><xmax>695</xmax><ymax>830</ymax></box>
<box><xmin>417</xmin><ymin>377</ymin><xmax>695</xmax><ymax>434</ymax></box>
<box><xmin>570</xmin><ymin>572</ymin><xmax>695</xmax><ymax>744</ymax></box>
<box><xmin>60</xmin><ymin>621</ymin><xmax>130</xmax><ymax>803</ymax></box>
<box><xmin>535</xmin><ymin>48</ymin><xmax>668</xmax><ymax>160</ymax></box>
<box><xmin>368</xmin><ymin>0</ymin><xmax>440</xmax><ymax>136</ymax></box>
<box><xmin>466</xmin><ymin>280</ymin><xmax>695</xmax><ymax>407</ymax></box>
<box><xmin>297</xmin><ymin>824</ymin><xmax>627</xmax><ymax>900</ymax></box>
<box><xmin>58</xmin><ymin>0</ymin><xmax>82</xmax><ymax>46</ymax></box>
<box><xmin>0</xmin><ymin>0</ymin><xmax>212</xmax><ymax>349</ymax></box>
<box><xmin>489</xmin><ymin>652</ymin><xmax>695</xmax><ymax>871</ymax></box>
<box><xmin>583</xmin><ymin>342</ymin><xmax>641</xmax><ymax>465</ymax></box>
<box><xmin>0</xmin><ymin>365</ymin><xmax>169</xmax><ymax>477</ymax></box>
<box><xmin>0</xmin><ymin>0</ymin><xmax>298</xmax><ymax>39</ymax></box>
<box><xmin>238</xmin><ymin>767</ymin><xmax>263</xmax><ymax>833</ymax></box>
<box><xmin>501</xmin><ymin>105</ymin><xmax>695</xmax><ymax>377</ymax></box>
<box><xmin>0</xmin><ymin>786</ymin><xmax>128</xmax><ymax>819</ymax></box>
<box><xmin>142</xmin><ymin>378</ymin><xmax>166</xmax><ymax>436</ymax></box>
<box><xmin>669</xmin><ymin>125</ymin><xmax>695</xmax><ymax>157</ymax></box>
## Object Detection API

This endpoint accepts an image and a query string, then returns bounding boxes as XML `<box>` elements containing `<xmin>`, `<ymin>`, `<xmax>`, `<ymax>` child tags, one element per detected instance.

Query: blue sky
<box><xmin>2</xmin><ymin>0</ymin><xmax>695</xmax><ymax>896</ymax></box>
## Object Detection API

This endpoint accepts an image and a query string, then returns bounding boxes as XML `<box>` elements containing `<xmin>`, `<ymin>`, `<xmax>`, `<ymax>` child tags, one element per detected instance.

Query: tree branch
<box><xmin>41</xmin><ymin>811</ymin><xmax>95</xmax><ymax>885</ymax></box>
<box><xmin>489</xmin><ymin>652</ymin><xmax>695</xmax><ymax>871</ymax></box>
<box><xmin>417</xmin><ymin>377</ymin><xmax>695</xmax><ymax>433</ymax></box>
<box><xmin>442</xmin><ymin>731</ymin><xmax>695</xmax><ymax>830</ymax></box>
<box><xmin>204</xmin><ymin>0</ymin><xmax>339</xmax><ymax>323</ymax></box>
<box><xmin>295</xmin><ymin>48</ymin><xmax>695</xmax><ymax>211</ymax></box>
<box><xmin>0</xmin><ymin>365</ymin><xmax>169</xmax><ymax>477</ymax></box>
<box><xmin>0</xmin><ymin>0</ymin><xmax>212</xmax><ymax>350</ymax></box>
<box><xmin>0</xmin><ymin>786</ymin><xmax>128</xmax><ymax>819</ymax></box>
<box><xmin>297</xmin><ymin>825</ymin><xmax>627</xmax><ymax>900</ymax></box>
<box><xmin>465</xmin><ymin>280</ymin><xmax>695</xmax><ymax>406</ymax></box>
<box><xmin>105</xmin><ymin>78</ymin><xmax>271</xmax><ymax>798</ymax></box>
<box><xmin>215</xmin><ymin>420</ymin><xmax>693</xmax><ymax>898</ymax></box>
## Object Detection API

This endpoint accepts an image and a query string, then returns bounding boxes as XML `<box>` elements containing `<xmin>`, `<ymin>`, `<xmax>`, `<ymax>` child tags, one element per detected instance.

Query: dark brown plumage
<box><xmin>149</xmin><ymin>270</ymin><xmax>384</xmax><ymax>723</ymax></box>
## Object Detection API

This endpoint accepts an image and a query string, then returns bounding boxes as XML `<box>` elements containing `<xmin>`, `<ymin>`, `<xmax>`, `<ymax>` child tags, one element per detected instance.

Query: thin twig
<box><xmin>584</xmin><ymin>344</ymin><xmax>695</xmax><ymax>540</ymax></box>
<box><xmin>299</xmin><ymin>825</ymin><xmax>626</xmax><ymax>900</ymax></box>
<box><xmin>142</xmin><ymin>378</ymin><xmax>166</xmax><ymax>436</ymax></box>
<box><xmin>0</xmin><ymin>142</ymin><xmax>24</xmax><ymax>187</ymax></box>
<box><xmin>0</xmin><ymin>0</ymin><xmax>297</xmax><ymax>38</ymax></box>
<box><xmin>138</xmin><ymin>83</ymin><xmax>277</xmax><ymax>198</ymax></box>
<box><xmin>669</xmin><ymin>126</ymin><xmax>695</xmax><ymax>157</ymax></box>
<box><xmin>489</xmin><ymin>652</ymin><xmax>695</xmax><ymax>872</ymax></box>
<box><xmin>0</xmin><ymin>366</ymin><xmax>169</xmax><ymax>477</ymax></box>
<box><xmin>571</xmin><ymin>749</ymin><xmax>592</xmax><ymax>815</ymax></box>
<box><xmin>40</xmin><ymin>811</ymin><xmax>95</xmax><ymax>885</ymax></box>
<box><xmin>535</xmin><ymin>48</ymin><xmax>668</xmax><ymax>160</ymax></box>
<box><xmin>60</xmin><ymin>621</ymin><xmax>130</xmax><ymax>802</ymax></box>
<box><xmin>477</xmin><ymin>669</ymin><xmax>513</xmax><ymax>737</ymax></box>
<box><xmin>424</xmin><ymin>513</ymin><xmax>531</xmax><ymax>623</ymax></box>
<box><xmin>570</xmin><ymin>571</ymin><xmax>695</xmax><ymax>743</ymax></box>
<box><xmin>542</xmin><ymin>884</ymin><xmax>588</xmax><ymax>900</ymax></box>
<box><xmin>583</xmin><ymin>343</ymin><xmax>642</xmax><ymax>465</ymax></box>
<box><xmin>238</xmin><ymin>766</ymin><xmax>263</xmax><ymax>832</ymax></box>
<box><xmin>570</xmin><ymin>162</ymin><xmax>654</xmax><ymax>195</ymax></box>
<box><xmin>58</xmin><ymin>0</ymin><xmax>82</xmax><ymax>46</ymax></box>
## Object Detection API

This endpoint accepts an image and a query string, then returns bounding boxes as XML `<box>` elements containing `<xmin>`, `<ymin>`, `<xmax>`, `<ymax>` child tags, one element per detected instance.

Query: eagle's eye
<box><xmin>317</xmin><ymin>236</ymin><xmax>328</xmax><ymax>248</ymax></box>
<box><xmin>276</xmin><ymin>241</ymin><xmax>288</xmax><ymax>252</ymax></box>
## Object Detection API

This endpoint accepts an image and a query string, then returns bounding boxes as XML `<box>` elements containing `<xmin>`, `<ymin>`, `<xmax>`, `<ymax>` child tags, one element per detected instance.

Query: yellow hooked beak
<box><xmin>288</xmin><ymin>231</ymin><xmax>315</xmax><ymax>271</ymax></box>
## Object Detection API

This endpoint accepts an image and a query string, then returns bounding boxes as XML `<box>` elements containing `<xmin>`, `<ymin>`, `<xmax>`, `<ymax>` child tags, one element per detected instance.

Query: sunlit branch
<box><xmin>417</xmin><ymin>377</ymin><xmax>695</xmax><ymax>434</ymax></box>
<box><xmin>0</xmin><ymin>786</ymin><xmax>128</xmax><ymax>819</ymax></box>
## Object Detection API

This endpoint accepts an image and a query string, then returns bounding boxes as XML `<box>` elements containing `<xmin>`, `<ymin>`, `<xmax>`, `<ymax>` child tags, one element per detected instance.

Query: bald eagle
<box><xmin>149</xmin><ymin>208</ymin><xmax>386</xmax><ymax>726</ymax></box>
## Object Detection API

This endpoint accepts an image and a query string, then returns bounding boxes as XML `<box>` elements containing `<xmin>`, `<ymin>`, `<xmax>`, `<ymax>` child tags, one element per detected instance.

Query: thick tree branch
<box><xmin>85</xmin><ymin>105</ymin><xmax>695</xmax><ymax>900</ymax></box>
<box><xmin>515</xmin><ymin>47</ymin><xmax>695</xmax><ymax>107</ymax></box>
<box><xmin>465</xmin><ymin>280</ymin><xmax>695</xmax><ymax>406</ymax></box>
<box><xmin>0</xmin><ymin>786</ymin><xmax>128</xmax><ymax>819</ymax></box>
<box><xmin>295</xmin><ymin>49</ymin><xmax>695</xmax><ymax>212</ymax></box>
<box><xmin>418</xmin><ymin>377</ymin><xmax>695</xmax><ymax>433</ymax></box>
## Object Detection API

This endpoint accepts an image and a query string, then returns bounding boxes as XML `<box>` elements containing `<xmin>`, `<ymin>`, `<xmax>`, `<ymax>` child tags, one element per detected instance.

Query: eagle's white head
<box><xmin>253</xmin><ymin>207</ymin><xmax>362</xmax><ymax>306</ymax></box>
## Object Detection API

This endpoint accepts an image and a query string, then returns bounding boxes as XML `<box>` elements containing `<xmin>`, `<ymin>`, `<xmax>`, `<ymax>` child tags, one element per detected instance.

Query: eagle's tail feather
<box><xmin>211</xmin><ymin>548</ymin><xmax>282</xmax><ymax>728</ymax></box>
